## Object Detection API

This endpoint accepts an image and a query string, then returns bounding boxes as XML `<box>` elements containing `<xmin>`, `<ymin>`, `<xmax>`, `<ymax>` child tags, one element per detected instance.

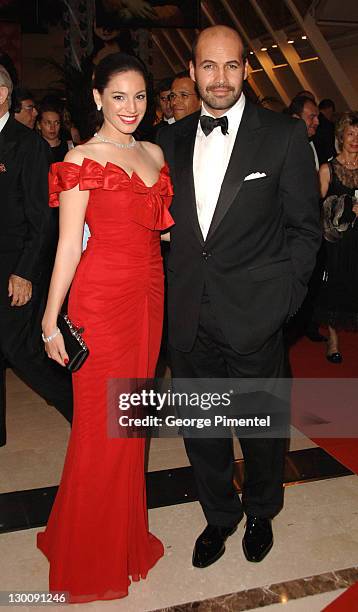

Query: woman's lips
<box><xmin>119</xmin><ymin>115</ymin><xmax>138</xmax><ymax>125</ymax></box>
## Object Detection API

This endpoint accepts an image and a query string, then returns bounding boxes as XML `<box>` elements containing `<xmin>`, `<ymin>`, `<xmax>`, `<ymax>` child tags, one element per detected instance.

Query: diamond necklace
<box><xmin>94</xmin><ymin>132</ymin><xmax>136</xmax><ymax>149</ymax></box>
<box><xmin>343</xmin><ymin>158</ymin><xmax>358</xmax><ymax>168</ymax></box>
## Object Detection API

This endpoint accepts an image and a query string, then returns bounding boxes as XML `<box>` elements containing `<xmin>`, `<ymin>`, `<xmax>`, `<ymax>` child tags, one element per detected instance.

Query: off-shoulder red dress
<box><xmin>37</xmin><ymin>158</ymin><xmax>173</xmax><ymax>603</ymax></box>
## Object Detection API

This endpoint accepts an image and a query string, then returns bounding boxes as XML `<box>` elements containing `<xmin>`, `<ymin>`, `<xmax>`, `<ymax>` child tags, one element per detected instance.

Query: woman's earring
<box><xmin>97</xmin><ymin>104</ymin><xmax>102</xmax><ymax>111</ymax></box>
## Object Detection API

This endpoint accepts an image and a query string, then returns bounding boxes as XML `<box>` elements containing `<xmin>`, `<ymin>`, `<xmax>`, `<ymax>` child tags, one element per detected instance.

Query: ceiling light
<box><xmin>261</xmin><ymin>47</ymin><xmax>267</xmax><ymax>51</ymax></box>
<box><xmin>272</xmin><ymin>44</ymin><xmax>278</xmax><ymax>48</ymax></box>
<box><xmin>301</xmin><ymin>35</ymin><xmax>307</xmax><ymax>40</ymax></box>
<box><xmin>287</xmin><ymin>39</ymin><xmax>294</xmax><ymax>44</ymax></box>
<box><xmin>250</xmin><ymin>51</ymin><xmax>254</xmax><ymax>55</ymax></box>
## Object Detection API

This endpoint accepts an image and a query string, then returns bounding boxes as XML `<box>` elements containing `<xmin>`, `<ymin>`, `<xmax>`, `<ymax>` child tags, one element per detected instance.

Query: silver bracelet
<box><xmin>42</xmin><ymin>327</ymin><xmax>61</xmax><ymax>343</ymax></box>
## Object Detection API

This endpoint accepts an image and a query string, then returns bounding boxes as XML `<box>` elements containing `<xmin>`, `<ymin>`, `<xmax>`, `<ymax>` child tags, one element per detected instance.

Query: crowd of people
<box><xmin>0</xmin><ymin>23</ymin><xmax>357</xmax><ymax>604</ymax></box>
<box><xmin>283</xmin><ymin>92</ymin><xmax>358</xmax><ymax>361</ymax></box>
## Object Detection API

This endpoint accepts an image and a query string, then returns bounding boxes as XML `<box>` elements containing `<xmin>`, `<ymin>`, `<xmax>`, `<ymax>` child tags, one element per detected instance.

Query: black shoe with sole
<box><xmin>192</xmin><ymin>523</ymin><xmax>239</xmax><ymax>568</ymax></box>
<box><xmin>242</xmin><ymin>516</ymin><xmax>273</xmax><ymax>562</ymax></box>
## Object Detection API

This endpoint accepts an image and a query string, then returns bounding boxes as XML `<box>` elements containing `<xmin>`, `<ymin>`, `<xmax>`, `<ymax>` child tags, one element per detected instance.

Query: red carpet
<box><xmin>290</xmin><ymin>330</ymin><xmax>358</xmax><ymax>610</ymax></box>
<box><xmin>323</xmin><ymin>582</ymin><xmax>358</xmax><ymax>611</ymax></box>
<box><xmin>290</xmin><ymin>330</ymin><xmax>358</xmax><ymax>379</ymax></box>
<box><xmin>290</xmin><ymin>330</ymin><xmax>358</xmax><ymax>473</ymax></box>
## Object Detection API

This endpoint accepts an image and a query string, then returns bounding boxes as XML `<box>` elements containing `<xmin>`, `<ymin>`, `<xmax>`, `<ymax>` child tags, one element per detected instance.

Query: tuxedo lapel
<box><xmin>0</xmin><ymin>117</ymin><xmax>18</xmax><ymax>176</ymax></box>
<box><xmin>0</xmin><ymin>116</ymin><xmax>19</xmax><ymax>155</ymax></box>
<box><xmin>205</xmin><ymin>100</ymin><xmax>265</xmax><ymax>243</ymax></box>
<box><xmin>0</xmin><ymin>131</ymin><xmax>4</xmax><ymax>157</ymax></box>
<box><xmin>175</xmin><ymin>112</ymin><xmax>204</xmax><ymax>246</ymax></box>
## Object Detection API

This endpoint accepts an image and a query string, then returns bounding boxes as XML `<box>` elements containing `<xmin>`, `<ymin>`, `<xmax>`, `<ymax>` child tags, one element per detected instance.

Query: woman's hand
<box><xmin>352</xmin><ymin>201</ymin><xmax>358</xmax><ymax>217</ymax></box>
<box><xmin>43</xmin><ymin>328</ymin><xmax>69</xmax><ymax>367</ymax></box>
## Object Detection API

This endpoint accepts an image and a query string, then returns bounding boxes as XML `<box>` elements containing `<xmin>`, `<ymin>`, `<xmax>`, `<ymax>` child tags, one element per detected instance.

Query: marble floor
<box><xmin>1</xmin><ymin>370</ymin><xmax>357</xmax><ymax>611</ymax></box>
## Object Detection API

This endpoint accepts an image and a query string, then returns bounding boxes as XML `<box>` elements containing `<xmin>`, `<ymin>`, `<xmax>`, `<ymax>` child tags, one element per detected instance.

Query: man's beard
<box><xmin>198</xmin><ymin>83</ymin><xmax>241</xmax><ymax>111</ymax></box>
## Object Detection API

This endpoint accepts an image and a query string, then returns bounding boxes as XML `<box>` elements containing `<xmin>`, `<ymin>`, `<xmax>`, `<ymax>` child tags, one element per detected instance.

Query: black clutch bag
<box><xmin>57</xmin><ymin>313</ymin><xmax>89</xmax><ymax>372</ymax></box>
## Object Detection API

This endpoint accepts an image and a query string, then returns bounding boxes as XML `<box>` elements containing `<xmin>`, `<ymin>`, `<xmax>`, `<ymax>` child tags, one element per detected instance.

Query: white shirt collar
<box><xmin>199</xmin><ymin>93</ymin><xmax>246</xmax><ymax>136</ymax></box>
<box><xmin>310</xmin><ymin>140</ymin><xmax>319</xmax><ymax>171</ymax></box>
<box><xmin>0</xmin><ymin>111</ymin><xmax>9</xmax><ymax>133</ymax></box>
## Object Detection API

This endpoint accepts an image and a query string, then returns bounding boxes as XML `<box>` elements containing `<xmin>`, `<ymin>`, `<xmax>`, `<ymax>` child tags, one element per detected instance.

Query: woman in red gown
<box><xmin>37</xmin><ymin>53</ymin><xmax>173</xmax><ymax>603</ymax></box>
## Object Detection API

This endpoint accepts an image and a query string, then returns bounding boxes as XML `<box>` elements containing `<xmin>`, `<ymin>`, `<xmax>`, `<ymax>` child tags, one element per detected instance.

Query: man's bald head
<box><xmin>191</xmin><ymin>26</ymin><xmax>247</xmax><ymax>66</ymax></box>
<box><xmin>189</xmin><ymin>25</ymin><xmax>248</xmax><ymax>117</ymax></box>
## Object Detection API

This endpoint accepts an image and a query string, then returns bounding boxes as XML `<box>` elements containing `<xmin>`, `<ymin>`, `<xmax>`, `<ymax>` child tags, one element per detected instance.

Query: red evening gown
<box><xmin>37</xmin><ymin>158</ymin><xmax>173</xmax><ymax>603</ymax></box>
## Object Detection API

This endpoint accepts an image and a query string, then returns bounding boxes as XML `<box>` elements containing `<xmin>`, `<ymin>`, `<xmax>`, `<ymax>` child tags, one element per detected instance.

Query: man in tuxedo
<box><xmin>152</xmin><ymin>78</ymin><xmax>175</xmax><ymax>143</ymax></box>
<box><xmin>0</xmin><ymin>66</ymin><xmax>73</xmax><ymax>446</ymax></box>
<box><xmin>156</xmin><ymin>78</ymin><xmax>175</xmax><ymax>127</ymax></box>
<box><xmin>288</xmin><ymin>95</ymin><xmax>326</xmax><ymax>343</ymax></box>
<box><xmin>314</xmin><ymin>98</ymin><xmax>336</xmax><ymax>165</ymax></box>
<box><xmin>289</xmin><ymin>95</ymin><xmax>320</xmax><ymax>170</ymax></box>
<box><xmin>170</xmin><ymin>71</ymin><xmax>201</xmax><ymax>121</ymax></box>
<box><xmin>12</xmin><ymin>87</ymin><xmax>38</xmax><ymax>129</ymax></box>
<box><xmin>158</xmin><ymin>26</ymin><xmax>320</xmax><ymax>567</ymax></box>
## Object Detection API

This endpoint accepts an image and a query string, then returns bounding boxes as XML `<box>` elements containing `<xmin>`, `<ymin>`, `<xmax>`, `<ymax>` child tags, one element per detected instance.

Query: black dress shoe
<box><xmin>192</xmin><ymin>523</ymin><xmax>238</xmax><ymax>568</ymax></box>
<box><xmin>326</xmin><ymin>351</ymin><xmax>343</xmax><ymax>364</ymax></box>
<box><xmin>306</xmin><ymin>331</ymin><xmax>328</xmax><ymax>342</ymax></box>
<box><xmin>242</xmin><ymin>516</ymin><xmax>273</xmax><ymax>562</ymax></box>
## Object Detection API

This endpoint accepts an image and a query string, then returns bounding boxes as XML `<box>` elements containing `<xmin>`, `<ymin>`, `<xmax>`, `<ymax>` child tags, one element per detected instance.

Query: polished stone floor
<box><xmin>1</xmin><ymin>370</ymin><xmax>357</xmax><ymax>611</ymax></box>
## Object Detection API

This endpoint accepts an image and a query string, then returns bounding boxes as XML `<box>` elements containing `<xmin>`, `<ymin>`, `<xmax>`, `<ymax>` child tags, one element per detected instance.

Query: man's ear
<box><xmin>189</xmin><ymin>60</ymin><xmax>196</xmax><ymax>83</ymax></box>
<box><xmin>243</xmin><ymin>59</ymin><xmax>249</xmax><ymax>81</ymax></box>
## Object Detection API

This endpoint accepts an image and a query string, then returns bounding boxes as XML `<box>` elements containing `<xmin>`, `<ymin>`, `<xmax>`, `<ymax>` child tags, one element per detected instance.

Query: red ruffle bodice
<box><xmin>48</xmin><ymin>158</ymin><xmax>174</xmax><ymax>231</ymax></box>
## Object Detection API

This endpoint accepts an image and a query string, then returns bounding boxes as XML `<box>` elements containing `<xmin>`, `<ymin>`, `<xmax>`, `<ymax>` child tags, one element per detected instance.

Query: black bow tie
<box><xmin>200</xmin><ymin>115</ymin><xmax>229</xmax><ymax>137</ymax></box>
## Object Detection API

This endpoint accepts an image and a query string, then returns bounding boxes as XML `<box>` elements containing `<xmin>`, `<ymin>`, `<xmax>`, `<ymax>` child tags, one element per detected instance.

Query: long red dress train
<box><xmin>37</xmin><ymin>158</ymin><xmax>173</xmax><ymax>603</ymax></box>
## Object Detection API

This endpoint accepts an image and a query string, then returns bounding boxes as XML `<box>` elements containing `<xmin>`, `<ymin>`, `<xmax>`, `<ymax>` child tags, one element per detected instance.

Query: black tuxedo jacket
<box><xmin>157</xmin><ymin>100</ymin><xmax>321</xmax><ymax>354</ymax></box>
<box><xmin>152</xmin><ymin>119</ymin><xmax>172</xmax><ymax>142</ymax></box>
<box><xmin>0</xmin><ymin>116</ymin><xmax>53</xmax><ymax>289</ymax></box>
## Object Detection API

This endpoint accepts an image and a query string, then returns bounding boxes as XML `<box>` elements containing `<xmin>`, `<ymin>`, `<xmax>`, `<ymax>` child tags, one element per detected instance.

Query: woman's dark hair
<box><xmin>37</xmin><ymin>104</ymin><xmax>62</xmax><ymax>123</ymax></box>
<box><xmin>93</xmin><ymin>52</ymin><xmax>148</xmax><ymax>93</ymax></box>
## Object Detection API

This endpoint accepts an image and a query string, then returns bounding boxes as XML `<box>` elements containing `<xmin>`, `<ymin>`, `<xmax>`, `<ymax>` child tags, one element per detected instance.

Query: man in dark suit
<box><xmin>313</xmin><ymin>98</ymin><xmax>336</xmax><ymax>165</ymax></box>
<box><xmin>0</xmin><ymin>66</ymin><xmax>73</xmax><ymax>446</ymax></box>
<box><xmin>154</xmin><ymin>77</ymin><xmax>175</xmax><ymax>132</ymax></box>
<box><xmin>12</xmin><ymin>87</ymin><xmax>38</xmax><ymax>129</ymax></box>
<box><xmin>158</xmin><ymin>26</ymin><xmax>320</xmax><ymax>567</ymax></box>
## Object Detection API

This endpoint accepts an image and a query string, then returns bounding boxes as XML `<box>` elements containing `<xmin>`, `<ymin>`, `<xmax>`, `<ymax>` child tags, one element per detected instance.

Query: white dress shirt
<box><xmin>193</xmin><ymin>94</ymin><xmax>246</xmax><ymax>240</ymax></box>
<box><xmin>0</xmin><ymin>111</ymin><xmax>9</xmax><ymax>132</ymax></box>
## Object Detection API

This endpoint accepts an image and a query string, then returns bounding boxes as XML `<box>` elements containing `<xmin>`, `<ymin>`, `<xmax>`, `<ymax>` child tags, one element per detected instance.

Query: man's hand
<box><xmin>8</xmin><ymin>274</ymin><xmax>32</xmax><ymax>307</ymax></box>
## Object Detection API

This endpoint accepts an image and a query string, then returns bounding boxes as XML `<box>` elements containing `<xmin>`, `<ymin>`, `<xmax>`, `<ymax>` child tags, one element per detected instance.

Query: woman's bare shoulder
<box><xmin>140</xmin><ymin>141</ymin><xmax>165</xmax><ymax>167</ymax></box>
<box><xmin>64</xmin><ymin>138</ymin><xmax>101</xmax><ymax>165</ymax></box>
<box><xmin>63</xmin><ymin>145</ymin><xmax>86</xmax><ymax>165</ymax></box>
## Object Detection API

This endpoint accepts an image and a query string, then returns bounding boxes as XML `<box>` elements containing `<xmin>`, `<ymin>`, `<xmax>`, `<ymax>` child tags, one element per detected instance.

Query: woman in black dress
<box><xmin>317</xmin><ymin>112</ymin><xmax>358</xmax><ymax>362</ymax></box>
